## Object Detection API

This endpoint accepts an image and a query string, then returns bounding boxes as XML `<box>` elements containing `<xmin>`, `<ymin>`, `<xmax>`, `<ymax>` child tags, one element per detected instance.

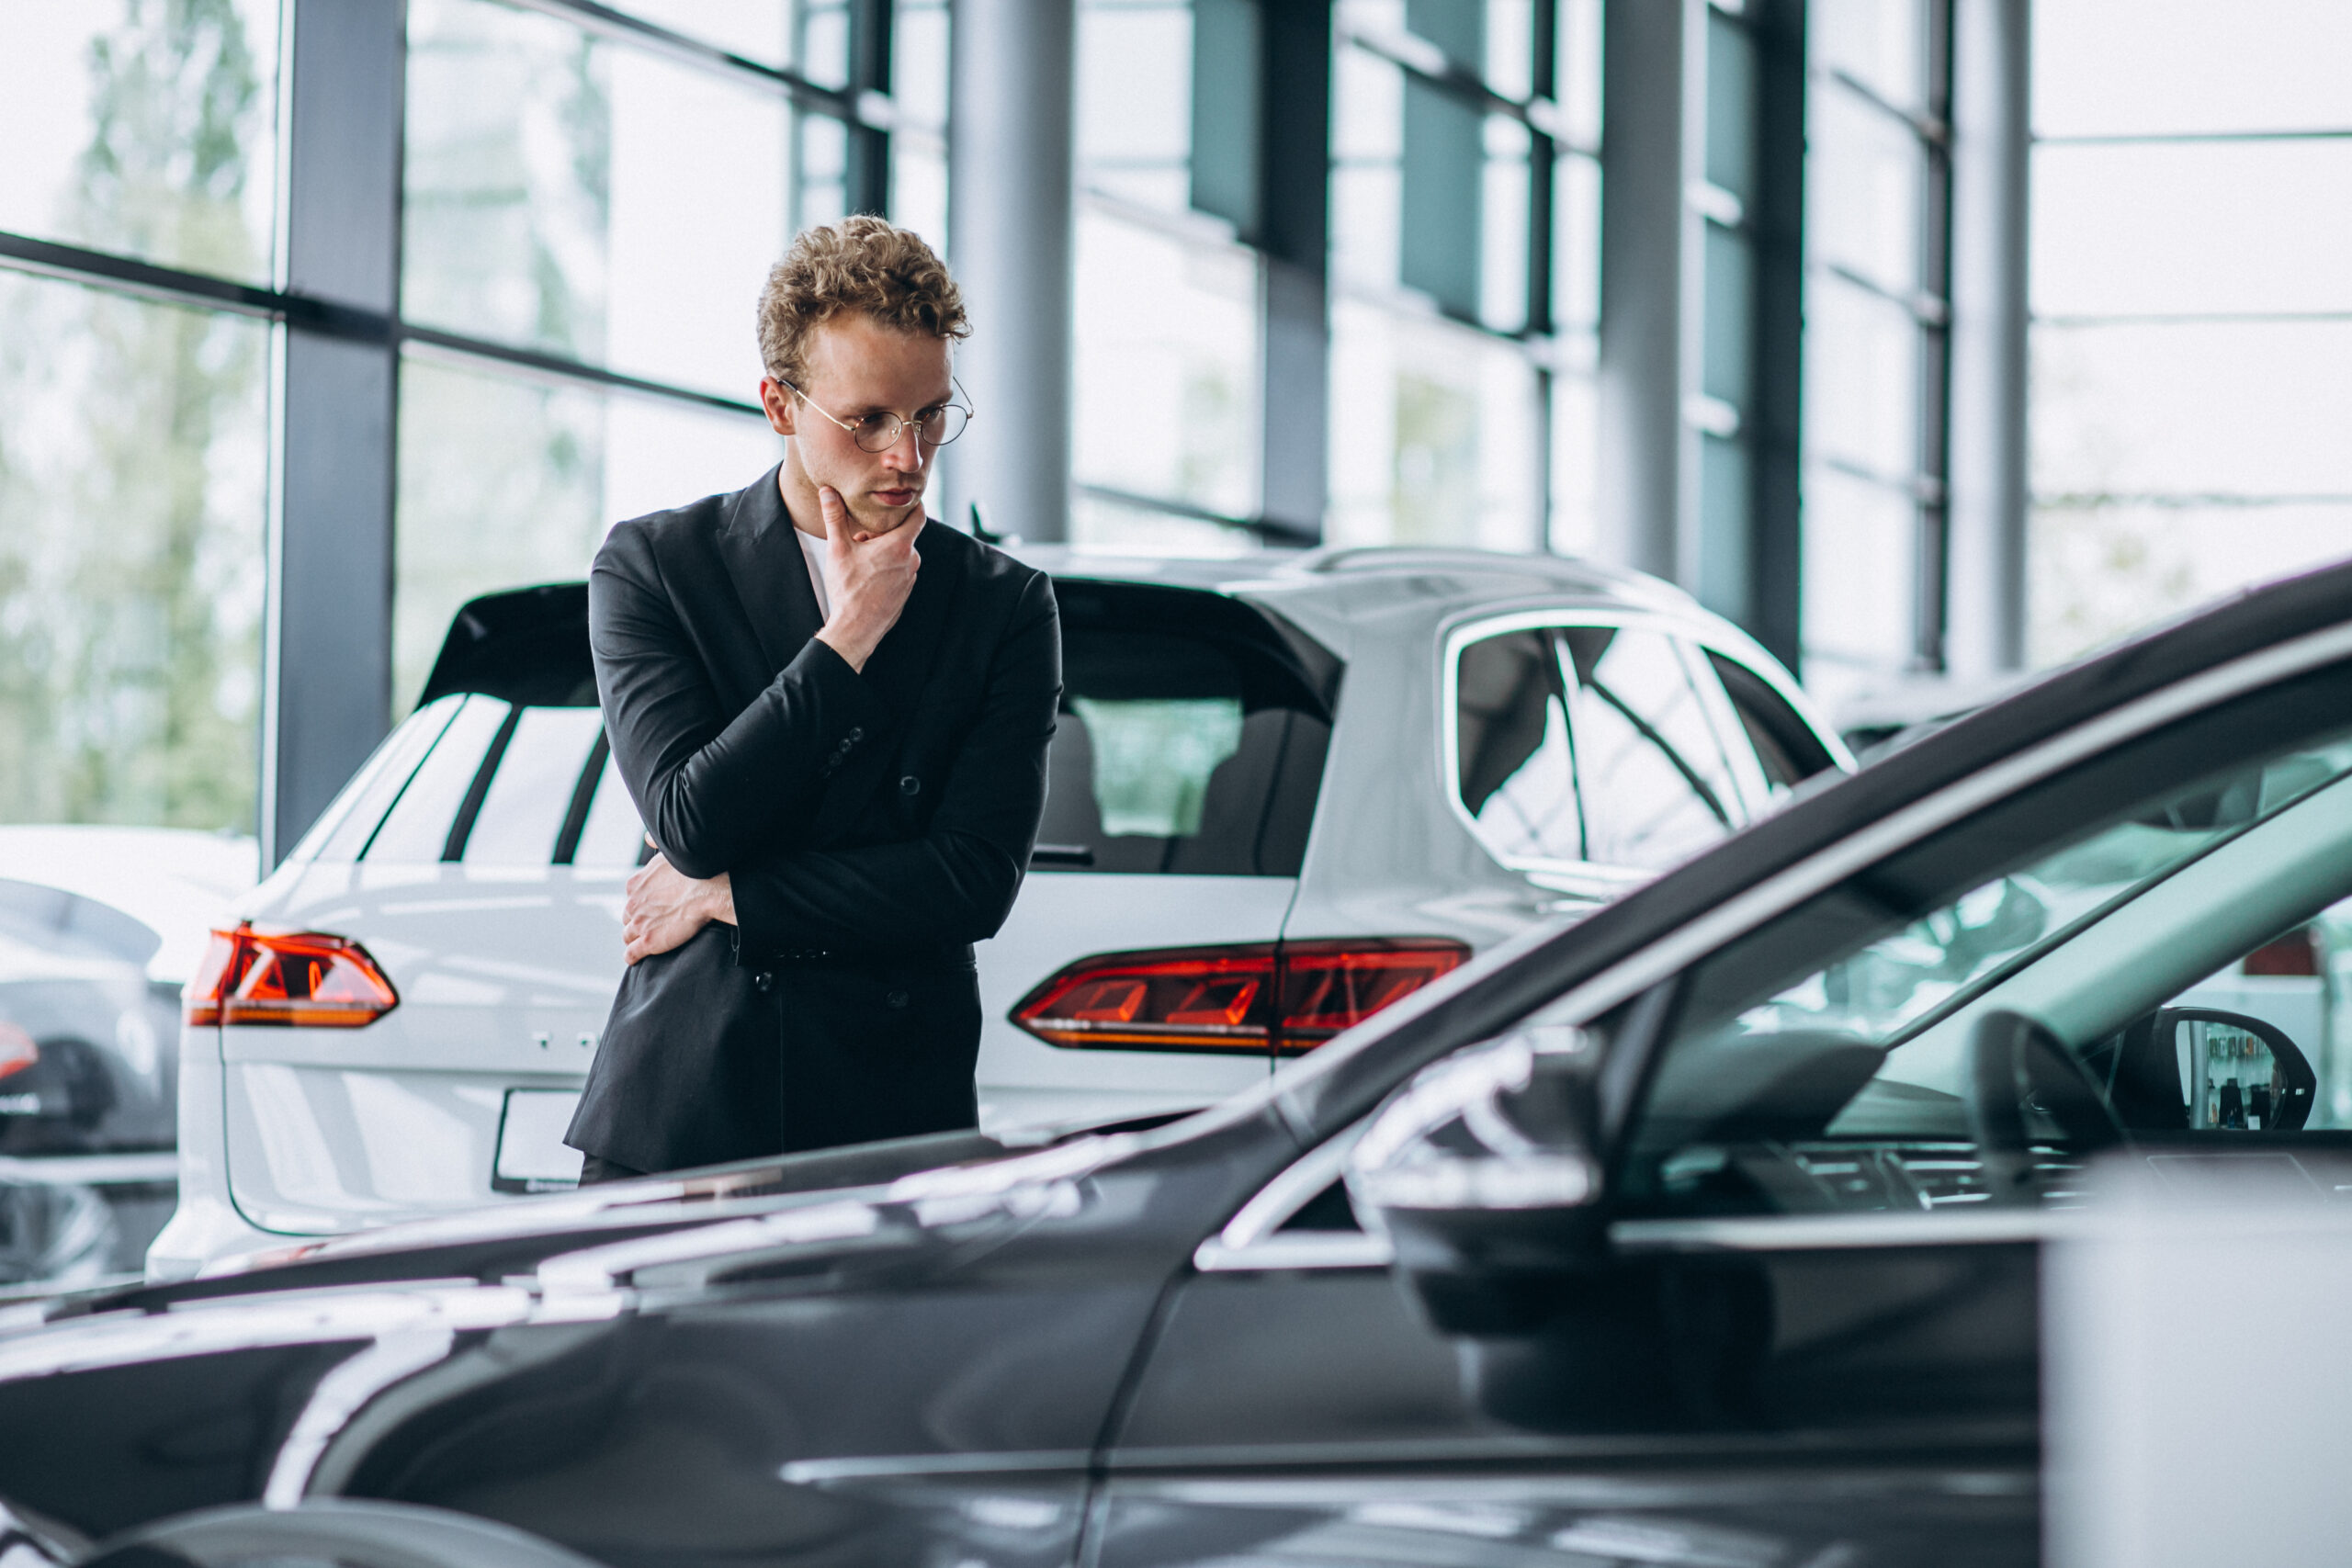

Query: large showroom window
<box><xmin>392</xmin><ymin>0</ymin><xmax>920</xmax><ymax>713</ymax></box>
<box><xmin>1797</xmin><ymin>0</ymin><xmax>1955</xmax><ymax>704</ymax></box>
<box><xmin>0</xmin><ymin>0</ymin><xmax>937</xmax><ymax>846</ymax></box>
<box><xmin>0</xmin><ymin>1</ymin><xmax>278</xmax><ymax>832</ymax></box>
<box><xmin>2028</xmin><ymin>0</ymin><xmax>2352</xmax><ymax>664</ymax></box>
<box><xmin>1327</xmin><ymin>0</ymin><xmax>1601</xmax><ymax>555</ymax></box>
<box><xmin>1069</xmin><ymin>0</ymin><xmax>1270</xmax><ymax>553</ymax></box>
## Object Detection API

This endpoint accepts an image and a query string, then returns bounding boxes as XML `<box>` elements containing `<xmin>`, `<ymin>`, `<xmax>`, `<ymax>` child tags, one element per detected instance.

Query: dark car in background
<box><xmin>7</xmin><ymin>563</ymin><xmax>2352</xmax><ymax>1566</ymax></box>
<box><xmin>0</xmin><ymin>829</ymin><xmax>253</xmax><ymax>1289</ymax></box>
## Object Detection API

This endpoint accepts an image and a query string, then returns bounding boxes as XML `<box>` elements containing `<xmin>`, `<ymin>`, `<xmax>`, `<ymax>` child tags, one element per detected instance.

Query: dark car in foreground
<box><xmin>9</xmin><ymin>562</ymin><xmax>2352</xmax><ymax>1566</ymax></box>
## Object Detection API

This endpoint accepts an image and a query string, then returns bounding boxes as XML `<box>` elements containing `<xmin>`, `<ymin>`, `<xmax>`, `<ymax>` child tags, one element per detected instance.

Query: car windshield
<box><xmin>1741</xmin><ymin>750</ymin><xmax>2352</xmax><ymax>1055</ymax></box>
<box><xmin>1623</xmin><ymin>688</ymin><xmax>2352</xmax><ymax>1216</ymax></box>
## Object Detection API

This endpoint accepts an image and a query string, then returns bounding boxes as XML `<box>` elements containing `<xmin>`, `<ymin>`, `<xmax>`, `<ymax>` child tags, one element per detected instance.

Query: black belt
<box><xmin>753</xmin><ymin>942</ymin><xmax>973</xmax><ymax>972</ymax></box>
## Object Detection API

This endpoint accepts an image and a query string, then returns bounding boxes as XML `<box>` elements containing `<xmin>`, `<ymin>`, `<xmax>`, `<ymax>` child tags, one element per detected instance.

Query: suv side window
<box><xmin>572</xmin><ymin>746</ymin><xmax>649</xmax><ymax>869</ymax></box>
<box><xmin>464</xmin><ymin>707</ymin><xmax>605</xmax><ymax>864</ymax></box>
<box><xmin>363</xmin><ymin>696</ymin><xmax>513</xmax><ymax>863</ymax></box>
<box><xmin>1453</xmin><ymin>629</ymin><xmax>1583</xmax><ymax>866</ymax></box>
<box><xmin>1561</xmin><ymin>626</ymin><xmax>1741</xmax><ymax>870</ymax></box>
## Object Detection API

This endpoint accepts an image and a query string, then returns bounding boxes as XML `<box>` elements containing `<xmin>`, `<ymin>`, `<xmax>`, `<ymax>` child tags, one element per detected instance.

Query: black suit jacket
<box><xmin>563</xmin><ymin>467</ymin><xmax>1060</xmax><ymax>1173</ymax></box>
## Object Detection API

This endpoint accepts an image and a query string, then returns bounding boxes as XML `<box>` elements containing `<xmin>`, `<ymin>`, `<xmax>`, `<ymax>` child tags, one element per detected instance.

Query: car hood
<box><xmin>0</xmin><ymin>1132</ymin><xmax>1141</xmax><ymax>1376</ymax></box>
<box><xmin>40</xmin><ymin>1121</ymin><xmax>1166</xmax><ymax>1326</ymax></box>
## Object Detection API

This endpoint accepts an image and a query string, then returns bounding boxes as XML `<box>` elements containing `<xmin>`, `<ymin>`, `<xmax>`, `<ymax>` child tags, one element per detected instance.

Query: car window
<box><xmin>1621</xmin><ymin>720</ymin><xmax>2352</xmax><ymax>1220</ymax></box>
<box><xmin>309</xmin><ymin>695</ymin><xmax>464</xmax><ymax>863</ymax></box>
<box><xmin>1036</xmin><ymin>612</ymin><xmax>1332</xmax><ymax>877</ymax></box>
<box><xmin>362</xmin><ymin>695</ymin><xmax>513</xmax><ymax>863</ymax></box>
<box><xmin>463</xmin><ymin>707</ymin><xmax>606</xmax><ymax>865</ymax></box>
<box><xmin>1073</xmin><ymin>695</ymin><xmax>1245</xmax><ymax>838</ymax></box>
<box><xmin>1453</xmin><ymin>629</ymin><xmax>1583</xmax><ymax>865</ymax></box>
<box><xmin>1561</xmin><ymin>626</ymin><xmax>1741</xmax><ymax>869</ymax></box>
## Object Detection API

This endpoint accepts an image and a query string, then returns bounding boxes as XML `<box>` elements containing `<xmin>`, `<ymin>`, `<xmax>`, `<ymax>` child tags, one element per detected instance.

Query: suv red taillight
<box><xmin>184</xmin><ymin>923</ymin><xmax>401</xmax><ymax>1029</ymax></box>
<box><xmin>1012</xmin><ymin>938</ymin><xmax>1469</xmax><ymax>1056</ymax></box>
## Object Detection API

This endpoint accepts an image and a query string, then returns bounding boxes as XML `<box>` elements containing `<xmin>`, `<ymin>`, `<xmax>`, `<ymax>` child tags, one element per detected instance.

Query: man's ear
<box><xmin>759</xmin><ymin>378</ymin><xmax>797</xmax><ymax>437</ymax></box>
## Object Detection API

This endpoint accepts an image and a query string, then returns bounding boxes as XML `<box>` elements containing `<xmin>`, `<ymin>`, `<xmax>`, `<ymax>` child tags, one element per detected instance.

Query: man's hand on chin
<box><xmin>622</xmin><ymin>849</ymin><xmax>736</xmax><ymax>964</ymax></box>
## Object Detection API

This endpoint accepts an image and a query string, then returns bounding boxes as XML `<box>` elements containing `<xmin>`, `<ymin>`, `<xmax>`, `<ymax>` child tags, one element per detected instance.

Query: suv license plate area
<box><xmin>494</xmin><ymin>1089</ymin><xmax>584</xmax><ymax>1193</ymax></box>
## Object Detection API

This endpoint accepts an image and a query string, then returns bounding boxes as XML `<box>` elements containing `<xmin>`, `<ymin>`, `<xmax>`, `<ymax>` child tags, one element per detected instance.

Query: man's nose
<box><xmin>880</xmin><ymin>423</ymin><xmax>924</xmax><ymax>468</ymax></box>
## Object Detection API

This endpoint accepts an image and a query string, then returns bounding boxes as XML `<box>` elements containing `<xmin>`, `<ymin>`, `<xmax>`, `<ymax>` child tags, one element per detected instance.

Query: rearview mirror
<box><xmin>1345</xmin><ymin>1023</ymin><xmax>1603</xmax><ymax>1336</ymax></box>
<box><xmin>2160</xmin><ymin>1008</ymin><xmax>2315</xmax><ymax>1133</ymax></box>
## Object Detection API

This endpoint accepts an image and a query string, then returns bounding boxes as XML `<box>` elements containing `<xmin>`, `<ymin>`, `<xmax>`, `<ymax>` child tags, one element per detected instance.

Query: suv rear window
<box><xmin>1036</xmin><ymin>581</ymin><xmax>1338</xmax><ymax>877</ymax></box>
<box><xmin>304</xmin><ymin>578</ymin><xmax>1340</xmax><ymax>877</ymax></box>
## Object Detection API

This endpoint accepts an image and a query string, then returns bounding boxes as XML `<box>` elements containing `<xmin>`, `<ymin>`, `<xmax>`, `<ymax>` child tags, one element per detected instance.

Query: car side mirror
<box><xmin>2156</xmin><ymin>1007</ymin><xmax>2316</xmax><ymax>1133</ymax></box>
<box><xmin>1344</xmin><ymin>1023</ymin><xmax>1604</xmax><ymax>1336</ymax></box>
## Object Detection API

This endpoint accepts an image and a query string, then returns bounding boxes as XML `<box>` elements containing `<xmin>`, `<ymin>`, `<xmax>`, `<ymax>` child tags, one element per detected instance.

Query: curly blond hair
<box><xmin>755</xmin><ymin>217</ymin><xmax>968</xmax><ymax>387</ymax></box>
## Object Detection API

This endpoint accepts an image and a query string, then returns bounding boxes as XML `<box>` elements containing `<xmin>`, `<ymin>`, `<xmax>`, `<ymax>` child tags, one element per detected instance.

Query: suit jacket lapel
<box><xmin>806</xmin><ymin>516</ymin><xmax>961</xmax><ymax>845</ymax></box>
<box><xmin>715</xmin><ymin>465</ymin><xmax>825</xmax><ymax>684</ymax></box>
<box><xmin>853</xmin><ymin>516</ymin><xmax>959</xmax><ymax>721</ymax></box>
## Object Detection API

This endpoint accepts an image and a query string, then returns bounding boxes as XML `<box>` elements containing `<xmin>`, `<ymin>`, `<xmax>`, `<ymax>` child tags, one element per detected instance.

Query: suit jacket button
<box><xmin>753</xmin><ymin>971</ymin><xmax>774</xmax><ymax>993</ymax></box>
<box><xmin>887</xmin><ymin>989</ymin><xmax>910</xmax><ymax>1009</ymax></box>
<box><xmin>899</xmin><ymin>775</ymin><xmax>921</xmax><ymax>795</ymax></box>
<box><xmin>847</xmin><ymin>727</ymin><xmax>865</xmax><ymax>743</ymax></box>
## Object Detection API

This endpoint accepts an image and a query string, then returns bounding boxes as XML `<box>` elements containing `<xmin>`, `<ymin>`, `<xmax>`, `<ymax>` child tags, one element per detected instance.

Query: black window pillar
<box><xmin>1745</xmin><ymin>0</ymin><xmax>1805</xmax><ymax>672</ymax></box>
<box><xmin>263</xmin><ymin>0</ymin><xmax>403</xmax><ymax>867</ymax></box>
<box><xmin>846</xmin><ymin>0</ymin><xmax>894</xmax><ymax>215</ymax></box>
<box><xmin>1255</xmin><ymin>0</ymin><xmax>1331</xmax><ymax>540</ymax></box>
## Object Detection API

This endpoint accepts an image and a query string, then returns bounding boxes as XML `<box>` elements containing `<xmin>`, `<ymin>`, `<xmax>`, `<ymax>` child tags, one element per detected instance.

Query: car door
<box><xmin>1091</xmin><ymin>1109</ymin><xmax>2039</xmax><ymax>1568</ymax></box>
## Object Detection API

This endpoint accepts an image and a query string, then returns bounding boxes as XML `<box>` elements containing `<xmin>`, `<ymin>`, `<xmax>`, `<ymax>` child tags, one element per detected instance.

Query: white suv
<box><xmin>150</xmin><ymin>545</ymin><xmax>1848</xmax><ymax>1275</ymax></box>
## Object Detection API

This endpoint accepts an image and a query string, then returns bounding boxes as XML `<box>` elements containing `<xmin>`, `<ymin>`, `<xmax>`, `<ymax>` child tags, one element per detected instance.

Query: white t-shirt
<box><xmin>794</xmin><ymin>525</ymin><xmax>831</xmax><ymax>622</ymax></box>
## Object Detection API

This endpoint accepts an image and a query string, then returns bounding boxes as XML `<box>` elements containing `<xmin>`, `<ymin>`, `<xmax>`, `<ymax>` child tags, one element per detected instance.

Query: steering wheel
<box><xmin>1965</xmin><ymin>1010</ymin><xmax>2127</xmax><ymax>1204</ymax></box>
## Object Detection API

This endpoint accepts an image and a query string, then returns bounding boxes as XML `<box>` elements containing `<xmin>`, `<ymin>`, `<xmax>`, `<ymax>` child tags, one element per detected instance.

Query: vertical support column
<box><xmin>1596</xmin><ymin>0</ymin><xmax>1697</xmax><ymax>585</ymax></box>
<box><xmin>1257</xmin><ymin>0</ymin><xmax>1332</xmax><ymax>540</ymax></box>
<box><xmin>845</xmin><ymin>0</ymin><xmax>895</xmax><ymax>216</ymax></box>
<box><xmin>1944</xmin><ymin>0</ymin><xmax>2030</xmax><ymax>677</ymax></box>
<box><xmin>262</xmin><ymin>0</ymin><xmax>402</xmax><ymax>867</ymax></box>
<box><xmin>1744</xmin><ymin>0</ymin><xmax>1807</xmax><ymax>673</ymax></box>
<box><xmin>947</xmin><ymin>0</ymin><xmax>1076</xmax><ymax>543</ymax></box>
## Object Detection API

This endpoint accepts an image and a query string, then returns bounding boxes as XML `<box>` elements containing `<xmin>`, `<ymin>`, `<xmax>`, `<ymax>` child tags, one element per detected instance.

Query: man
<box><xmin>564</xmin><ymin>217</ymin><xmax>1061</xmax><ymax>1182</ymax></box>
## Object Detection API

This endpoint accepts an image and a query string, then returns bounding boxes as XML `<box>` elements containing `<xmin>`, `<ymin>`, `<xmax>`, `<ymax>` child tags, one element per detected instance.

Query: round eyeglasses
<box><xmin>778</xmin><ymin>376</ymin><xmax>972</xmax><ymax>453</ymax></box>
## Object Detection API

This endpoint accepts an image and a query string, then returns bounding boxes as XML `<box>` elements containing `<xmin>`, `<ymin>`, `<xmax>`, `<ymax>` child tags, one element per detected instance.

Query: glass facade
<box><xmin>0</xmin><ymin>0</ymin><xmax>890</xmax><ymax>837</ymax></box>
<box><xmin>0</xmin><ymin>275</ymin><xmax>268</xmax><ymax>830</ymax></box>
<box><xmin>1069</xmin><ymin>0</ymin><xmax>1268</xmax><ymax>549</ymax></box>
<box><xmin>17</xmin><ymin>0</ymin><xmax>2234</xmax><ymax>848</ymax></box>
<box><xmin>402</xmin><ymin>0</ymin><xmax>791</xmax><ymax>398</ymax></box>
<box><xmin>0</xmin><ymin>2</ymin><xmax>279</xmax><ymax>833</ymax></box>
<box><xmin>1327</xmin><ymin>0</ymin><xmax>1602</xmax><ymax>556</ymax></box>
<box><xmin>2029</xmin><ymin>0</ymin><xmax>2352</xmax><ymax>666</ymax></box>
<box><xmin>393</xmin><ymin>0</ymin><xmax>817</xmax><ymax>714</ymax></box>
<box><xmin>0</xmin><ymin>0</ymin><xmax>281</xmax><ymax>285</ymax></box>
<box><xmin>391</xmin><ymin>354</ymin><xmax>780</xmax><ymax>713</ymax></box>
<box><xmin>1799</xmin><ymin>0</ymin><xmax>1951</xmax><ymax>705</ymax></box>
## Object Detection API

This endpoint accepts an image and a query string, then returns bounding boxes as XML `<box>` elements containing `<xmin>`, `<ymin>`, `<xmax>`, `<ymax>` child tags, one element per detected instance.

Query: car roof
<box><xmin>1011</xmin><ymin>541</ymin><xmax>1700</xmax><ymax>612</ymax></box>
<box><xmin>417</xmin><ymin>543</ymin><xmax>1732</xmax><ymax>715</ymax></box>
